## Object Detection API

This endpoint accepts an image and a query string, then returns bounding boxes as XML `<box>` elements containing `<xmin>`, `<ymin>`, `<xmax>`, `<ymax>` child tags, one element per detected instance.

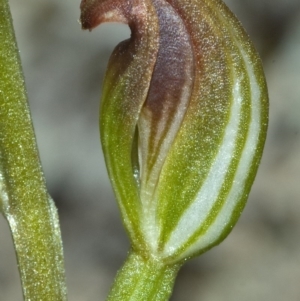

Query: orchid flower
<box><xmin>80</xmin><ymin>0</ymin><xmax>268</xmax><ymax>300</ymax></box>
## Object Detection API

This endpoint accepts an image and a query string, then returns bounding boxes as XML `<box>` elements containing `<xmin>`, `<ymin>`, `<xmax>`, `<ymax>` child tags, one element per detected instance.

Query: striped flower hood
<box><xmin>80</xmin><ymin>0</ymin><xmax>268</xmax><ymax>263</ymax></box>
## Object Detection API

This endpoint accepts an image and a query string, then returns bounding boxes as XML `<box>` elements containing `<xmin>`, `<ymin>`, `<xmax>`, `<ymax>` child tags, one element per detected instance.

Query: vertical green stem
<box><xmin>0</xmin><ymin>0</ymin><xmax>67</xmax><ymax>300</ymax></box>
<box><xmin>106</xmin><ymin>251</ymin><xmax>181</xmax><ymax>301</ymax></box>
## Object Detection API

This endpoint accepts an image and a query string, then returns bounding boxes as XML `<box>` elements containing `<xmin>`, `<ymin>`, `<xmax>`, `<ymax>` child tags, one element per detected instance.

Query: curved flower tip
<box><xmin>81</xmin><ymin>0</ymin><xmax>268</xmax><ymax>263</ymax></box>
<box><xmin>80</xmin><ymin>0</ymin><xmax>135</xmax><ymax>30</ymax></box>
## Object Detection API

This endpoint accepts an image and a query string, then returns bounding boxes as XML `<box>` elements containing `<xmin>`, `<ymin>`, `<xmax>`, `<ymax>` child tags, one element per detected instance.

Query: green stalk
<box><xmin>0</xmin><ymin>0</ymin><xmax>67</xmax><ymax>300</ymax></box>
<box><xmin>107</xmin><ymin>251</ymin><xmax>181</xmax><ymax>301</ymax></box>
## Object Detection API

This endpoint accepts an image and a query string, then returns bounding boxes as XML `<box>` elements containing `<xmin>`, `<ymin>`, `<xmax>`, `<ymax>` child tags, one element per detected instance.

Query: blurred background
<box><xmin>1</xmin><ymin>0</ymin><xmax>300</xmax><ymax>300</ymax></box>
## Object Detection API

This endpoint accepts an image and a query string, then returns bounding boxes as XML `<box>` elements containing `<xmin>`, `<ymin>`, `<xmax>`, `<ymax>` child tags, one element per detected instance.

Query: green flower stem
<box><xmin>106</xmin><ymin>251</ymin><xmax>181</xmax><ymax>301</ymax></box>
<box><xmin>0</xmin><ymin>0</ymin><xmax>67</xmax><ymax>300</ymax></box>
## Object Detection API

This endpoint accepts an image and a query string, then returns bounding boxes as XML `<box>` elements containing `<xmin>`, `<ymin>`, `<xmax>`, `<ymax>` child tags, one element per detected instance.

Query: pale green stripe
<box><xmin>165</xmin><ymin>71</ymin><xmax>251</xmax><ymax>261</ymax></box>
<box><xmin>156</xmin><ymin>3</ymin><xmax>232</xmax><ymax>247</ymax></box>
<box><xmin>156</xmin><ymin>0</ymin><xmax>238</xmax><ymax>247</ymax></box>
<box><xmin>160</xmin><ymin>0</ymin><xmax>252</xmax><ymax>260</ymax></box>
<box><xmin>166</xmin><ymin>42</ymin><xmax>268</xmax><ymax>262</ymax></box>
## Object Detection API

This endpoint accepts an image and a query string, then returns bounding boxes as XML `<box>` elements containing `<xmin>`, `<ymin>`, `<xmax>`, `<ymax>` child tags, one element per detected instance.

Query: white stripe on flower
<box><xmin>163</xmin><ymin>46</ymin><xmax>261</xmax><ymax>260</ymax></box>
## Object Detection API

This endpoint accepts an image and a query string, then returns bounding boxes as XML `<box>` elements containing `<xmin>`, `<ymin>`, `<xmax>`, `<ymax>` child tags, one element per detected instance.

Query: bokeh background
<box><xmin>1</xmin><ymin>0</ymin><xmax>300</xmax><ymax>300</ymax></box>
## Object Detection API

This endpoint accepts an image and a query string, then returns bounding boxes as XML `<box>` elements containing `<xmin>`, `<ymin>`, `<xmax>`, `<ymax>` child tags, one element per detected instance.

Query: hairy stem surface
<box><xmin>0</xmin><ymin>1</ymin><xmax>67</xmax><ymax>300</ymax></box>
<box><xmin>107</xmin><ymin>251</ymin><xmax>181</xmax><ymax>301</ymax></box>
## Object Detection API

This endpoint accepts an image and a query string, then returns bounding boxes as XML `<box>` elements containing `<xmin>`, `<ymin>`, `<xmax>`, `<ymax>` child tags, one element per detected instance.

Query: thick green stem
<box><xmin>106</xmin><ymin>251</ymin><xmax>181</xmax><ymax>301</ymax></box>
<box><xmin>0</xmin><ymin>1</ymin><xmax>67</xmax><ymax>300</ymax></box>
